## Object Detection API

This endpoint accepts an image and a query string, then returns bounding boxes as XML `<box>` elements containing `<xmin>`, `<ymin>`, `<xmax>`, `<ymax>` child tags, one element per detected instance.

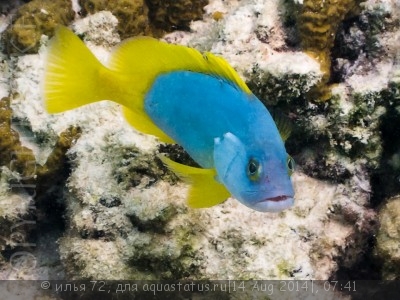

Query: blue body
<box><xmin>145</xmin><ymin>71</ymin><xmax>282</xmax><ymax>167</ymax></box>
<box><xmin>144</xmin><ymin>71</ymin><xmax>294</xmax><ymax>212</ymax></box>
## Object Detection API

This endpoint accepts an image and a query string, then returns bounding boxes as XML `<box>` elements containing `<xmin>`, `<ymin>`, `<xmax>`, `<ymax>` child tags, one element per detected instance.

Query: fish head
<box><xmin>214</xmin><ymin>132</ymin><xmax>295</xmax><ymax>212</ymax></box>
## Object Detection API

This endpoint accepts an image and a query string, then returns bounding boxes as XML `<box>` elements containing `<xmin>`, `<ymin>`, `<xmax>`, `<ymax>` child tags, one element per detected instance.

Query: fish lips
<box><xmin>252</xmin><ymin>195</ymin><xmax>294</xmax><ymax>212</ymax></box>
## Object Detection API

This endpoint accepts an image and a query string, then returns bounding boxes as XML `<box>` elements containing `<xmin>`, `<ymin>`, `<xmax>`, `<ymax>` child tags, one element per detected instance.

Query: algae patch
<box><xmin>0</xmin><ymin>97</ymin><xmax>36</xmax><ymax>179</ymax></box>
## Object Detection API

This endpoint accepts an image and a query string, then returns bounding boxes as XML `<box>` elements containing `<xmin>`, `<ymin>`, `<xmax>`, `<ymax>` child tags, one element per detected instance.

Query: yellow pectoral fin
<box><xmin>158</xmin><ymin>155</ymin><xmax>230</xmax><ymax>208</ymax></box>
<box><xmin>123</xmin><ymin>107</ymin><xmax>175</xmax><ymax>144</ymax></box>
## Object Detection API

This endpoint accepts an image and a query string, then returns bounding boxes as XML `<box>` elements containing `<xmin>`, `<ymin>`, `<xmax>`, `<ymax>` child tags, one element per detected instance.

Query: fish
<box><xmin>44</xmin><ymin>26</ymin><xmax>295</xmax><ymax>212</ymax></box>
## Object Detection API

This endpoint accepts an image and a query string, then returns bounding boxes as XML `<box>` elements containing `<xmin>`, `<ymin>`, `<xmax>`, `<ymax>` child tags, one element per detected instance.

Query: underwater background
<box><xmin>0</xmin><ymin>0</ymin><xmax>399</xmax><ymax>298</ymax></box>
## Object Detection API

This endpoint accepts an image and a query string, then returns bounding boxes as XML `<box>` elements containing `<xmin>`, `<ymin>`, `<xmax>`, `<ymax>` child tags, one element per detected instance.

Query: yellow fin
<box><xmin>44</xmin><ymin>26</ymin><xmax>169</xmax><ymax>143</ymax></box>
<box><xmin>108</xmin><ymin>36</ymin><xmax>251</xmax><ymax>102</ymax></box>
<box><xmin>271</xmin><ymin>109</ymin><xmax>292</xmax><ymax>141</ymax></box>
<box><xmin>107</xmin><ymin>38</ymin><xmax>251</xmax><ymax>141</ymax></box>
<box><xmin>44</xmin><ymin>26</ymin><xmax>136</xmax><ymax>113</ymax></box>
<box><xmin>45</xmin><ymin>27</ymin><xmax>249</xmax><ymax>145</ymax></box>
<box><xmin>158</xmin><ymin>155</ymin><xmax>230</xmax><ymax>208</ymax></box>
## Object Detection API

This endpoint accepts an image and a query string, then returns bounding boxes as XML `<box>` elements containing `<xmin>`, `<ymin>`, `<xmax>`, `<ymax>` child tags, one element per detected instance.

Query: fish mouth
<box><xmin>252</xmin><ymin>195</ymin><xmax>294</xmax><ymax>212</ymax></box>
<box><xmin>263</xmin><ymin>195</ymin><xmax>291</xmax><ymax>202</ymax></box>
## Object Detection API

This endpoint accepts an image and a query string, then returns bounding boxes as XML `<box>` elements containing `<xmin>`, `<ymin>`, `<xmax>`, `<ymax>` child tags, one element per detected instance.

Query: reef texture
<box><xmin>58</xmin><ymin>155</ymin><xmax>376</xmax><ymax>280</ymax></box>
<box><xmin>146</xmin><ymin>0</ymin><xmax>209</xmax><ymax>32</ymax></box>
<box><xmin>0</xmin><ymin>0</ymin><xmax>399</xmax><ymax>291</ymax></box>
<box><xmin>0</xmin><ymin>12</ymin><xmax>81</xmax><ymax>279</ymax></box>
<box><xmin>295</xmin><ymin>0</ymin><xmax>363</xmax><ymax>101</ymax></box>
<box><xmin>0</xmin><ymin>96</ymin><xmax>36</xmax><ymax>179</ymax></box>
<box><xmin>0</xmin><ymin>96</ymin><xmax>36</xmax><ymax>275</ymax></box>
<box><xmin>78</xmin><ymin>0</ymin><xmax>152</xmax><ymax>39</ymax></box>
<box><xmin>3</xmin><ymin>0</ymin><xmax>74</xmax><ymax>54</ymax></box>
<box><xmin>375</xmin><ymin>196</ymin><xmax>400</xmax><ymax>279</ymax></box>
<box><xmin>78</xmin><ymin>0</ymin><xmax>209</xmax><ymax>38</ymax></box>
<box><xmin>3</xmin><ymin>0</ymin><xmax>210</xmax><ymax>55</ymax></box>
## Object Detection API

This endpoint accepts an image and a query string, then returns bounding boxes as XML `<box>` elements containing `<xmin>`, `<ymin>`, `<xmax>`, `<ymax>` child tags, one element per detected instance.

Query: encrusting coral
<box><xmin>3</xmin><ymin>0</ymin><xmax>210</xmax><ymax>55</ymax></box>
<box><xmin>35</xmin><ymin>126</ymin><xmax>82</xmax><ymax>206</ymax></box>
<box><xmin>79</xmin><ymin>0</ymin><xmax>209</xmax><ymax>38</ymax></box>
<box><xmin>0</xmin><ymin>96</ymin><xmax>81</xmax><ymax>187</ymax></box>
<box><xmin>0</xmin><ymin>94</ymin><xmax>81</xmax><ymax>277</ymax></box>
<box><xmin>78</xmin><ymin>0</ymin><xmax>152</xmax><ymax>39</ymax></box>
<box><xmin>146</xmin><ymin>0</ymin><xmax>209</xmax><ymax>32</ymax></box>
<box><xmin>0</xmin><ymin>97</ymin><xmax>36</xmax><ymax>179</ymax></box>
<box><xmin>295</xmin><ymin>0</ymin><xmax>363</xmax><ymax>101</ymax></box>
<box><xmin>375</xmin><ymin>196</ymin><xmax>400</xmax><ymax>279</ymax></box>
<box><xmin>3</xmin><ymin>0</ymin><xmax>74</xmax><ymax>54</ymax></box>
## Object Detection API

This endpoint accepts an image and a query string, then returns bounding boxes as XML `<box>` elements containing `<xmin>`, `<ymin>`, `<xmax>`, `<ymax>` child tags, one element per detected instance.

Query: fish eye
<box><xmin>247</xmin><ymin>158</ymin><xmax>261</xmax><ymax>181</ymax></box>
<box><xmin>287</xmin><ymin>156</ymin><xmax>295</xmax><ymax>175</ymax></box>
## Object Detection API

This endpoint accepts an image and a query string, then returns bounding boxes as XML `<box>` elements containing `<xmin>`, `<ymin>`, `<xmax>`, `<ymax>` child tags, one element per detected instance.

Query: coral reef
<box><xmin>0</xmin><ymin>96</ymin><xmax>36</xmax><ymax>179</ymax></box>
<box><xmin>146</xmin><ymin>0</ymin><xmax>209</xmax><ymax>32</ymax></box>
<box><xmin>0</xmin><ymin>97</ymin><xmax>35</xmax><ymax>274</ymax></box>
<box><xmin>0</xmin><ymin>13</ymin><xmax>83</xmax><ymax>277</ymax></box>
<box><xmin>0</xmin><ymin>165</ymin><xmax>35</xmax><ymax>271</ymax></box>
<box><xmin>0</xmin><ymin>95</ymin><xmax>81</xmax><ymax>280</ymax></box>
<box><xmin>78</xmin><ymin>0</ymin><xmax>151</xmax><ymax>39</ymax></box>
<box><xmin>35</xmin><ymin>126</ymin><xmax>82</xmax><ymax>207</ymax></box>
<box><xmin>0</xmin><ymin>124</ymin><xmax>81</xmax><ymax>277</ymax></box>
<box><xmin>294</xmin><ymin>0</ymin><xmax>363</xmax><ymax>101</ymax></box>
<box><xmin>375</xmin><ymin>196</ymin><xmax>400</xmax><ymax>280</ymax></box>
<box><xmin>58</xmin><ymin>144</ymin><xmax>376</xmax><ymax>280</ymax></box>
<box><xmin>3</xmin><ymin>0</ymin><xmax>74</xmax><ymax>54</ymax></box>
<box><xmin>78</xmin><ymin>0</ymin><xmax>209</xmax><ymax>38</ymax></box>
<box><xmin>0</xmin><ymin>0</ymin><xmax>399</xmax><ymax>293</ymax></box>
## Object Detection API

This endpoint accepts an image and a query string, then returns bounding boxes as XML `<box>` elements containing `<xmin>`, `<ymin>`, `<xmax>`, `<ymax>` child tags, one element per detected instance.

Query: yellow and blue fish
<box><xmin>44</xmin><ymin>26</ymin><xmax>295</xmax><ymax>212</ymax></box>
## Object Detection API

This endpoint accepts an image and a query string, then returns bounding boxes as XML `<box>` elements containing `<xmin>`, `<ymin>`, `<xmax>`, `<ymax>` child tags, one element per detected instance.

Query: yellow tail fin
<box><xmin>44</xmin><ymin>26</ymin><xmax>131</xmax><ymax>113</ymax></box>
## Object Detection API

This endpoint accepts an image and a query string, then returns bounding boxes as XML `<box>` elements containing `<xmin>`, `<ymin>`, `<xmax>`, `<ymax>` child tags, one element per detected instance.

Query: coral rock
<box><xmin>376</xmin><ymin>196</ymin><xmax>400</xmax><ymax>279</ymax></box>
<box><xmin>78</xmin><ymin>0</ymin><xmax>151</xmax><ymax>39</ymax></box>
<box><xmin>146</xmin><ymin>0</ymin><xmax>209</xmax><ymax>32</ymax></box>
<box><xmin>0</xmin><ymin>97</ymin><xmax>36</xmax><ymax>179</ymax></box>
<box><xmin>296</xmin><ymin>0</ymin><xmax>362</xmax><ymax>101</ymax></box>
<box><xmin>4</xmin><ymin>0</ymin><xmax>74</xmax><ymax>54</ymax></box>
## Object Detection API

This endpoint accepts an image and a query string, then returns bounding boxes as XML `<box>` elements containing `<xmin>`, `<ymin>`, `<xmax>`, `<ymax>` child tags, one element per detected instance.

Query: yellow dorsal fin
<box><xmin>158</xmin><ymin>155</ymin><xmax>230</xmax><ymax>208</ymax></box>
<box><xmin>106</xmin><ymin>38</ymin><xmax>251</xmax><ymax>142</ymax></box>
<box><xmin>44</xmin><ymin>26</ymin><xmax>174</xmax><ymax>143</ymax></box>
<box><xmin>108</xmin><ymin>37</ymin><xmax>251</xmax><ymax>102</ymax></box>
<box><xmin>45</xmin><ymin>27</ymin><xmax>249</xmax><ymax>145</ymax></box>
